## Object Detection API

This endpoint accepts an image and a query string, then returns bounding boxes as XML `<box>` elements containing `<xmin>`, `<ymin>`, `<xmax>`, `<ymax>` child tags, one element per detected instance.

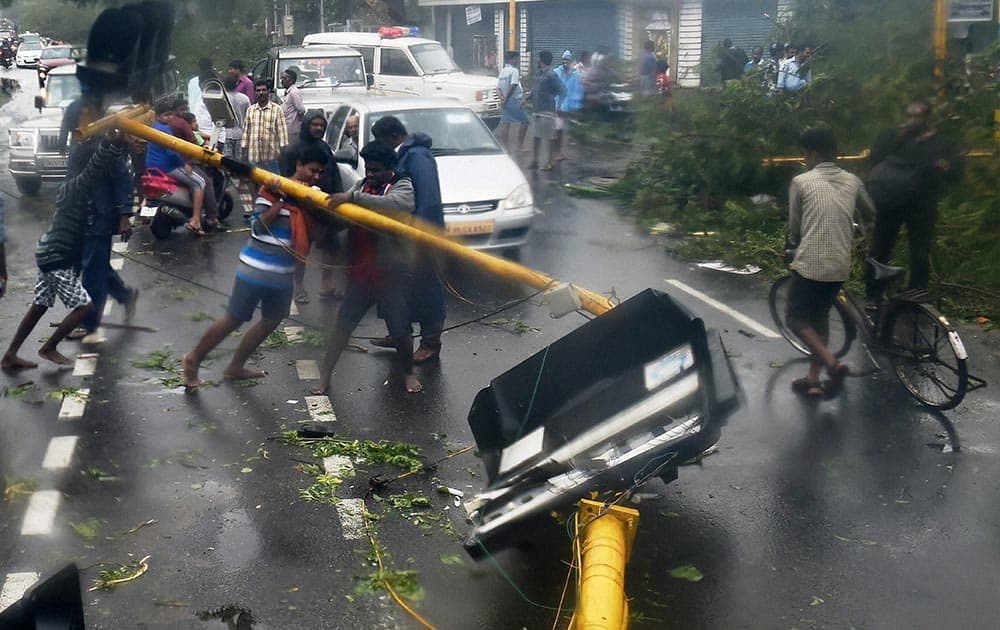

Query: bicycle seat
<box><xmin>866</xmin><ymin>257</ymin><xmax>906</xmax><ymax>282</ymax></box>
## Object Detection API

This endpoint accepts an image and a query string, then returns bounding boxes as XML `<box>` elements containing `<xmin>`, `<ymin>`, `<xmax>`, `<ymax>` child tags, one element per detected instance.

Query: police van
<box><xmin>302</xmin><ymin>27</ymin><xmax>501</xmax><ymax>127</ymax></box>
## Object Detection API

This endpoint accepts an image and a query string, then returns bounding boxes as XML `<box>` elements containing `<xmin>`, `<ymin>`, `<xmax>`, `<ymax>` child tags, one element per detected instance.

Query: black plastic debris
<box><xmin>464</xmin><ymin>288</ymin><xmax>741</xmax><ymax>557</ymax></box>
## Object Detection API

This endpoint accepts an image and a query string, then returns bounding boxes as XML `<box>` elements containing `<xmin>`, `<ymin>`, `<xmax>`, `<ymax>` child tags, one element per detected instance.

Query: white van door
<box><xmin>374</xmin><ymin>47</ymin><xmax>424</xmax><ymax>96</ymax></box>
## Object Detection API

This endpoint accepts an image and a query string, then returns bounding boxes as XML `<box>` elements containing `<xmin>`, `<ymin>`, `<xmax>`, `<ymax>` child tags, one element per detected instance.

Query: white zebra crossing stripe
<box><xmin>0</xmin><ymin>572</ymin><xmax>40</xmax><ymax>612</ymax></box>
<box><xmin>110</xmin><ymin>258</ymin><xmax>124</xmax><ymax>271</ymax></box>
<box><xmin>41</xmin><ymin>436</ymin><xmax>79</xmax><ymax>470</ymax></box>
<box><xmin>21</xmin><ymin>491</ymin><xmax>61</xmax><ymax>535</ymax></box>
<box><xmin>57</xmin><ymin>388</ymin><xmax>89</xmax><ymax>420</ymax></box>
<box><xmin>305</xmin><ymin>395</ymin><xmax>335</xmax><ymax>422</ymax></box>
<box><xmin>72</xmin><ymin>354</ymin><xmax>98</xmax><ymax>377</ymax></box>
<box><xmin>111</xmin><ymin>241</ymin><xmax>129</xmax><ymax>254</ymax></box>
<box><xmin>284</xmin><ymin>326</ymin><xmax>304</xmax><ymax>343</ymax></box>
<box><xmin>295</xmin><ymin>360</ymin><xmax>319</xmax><ymax>380</ymax></box>
<box><xmin>323</xmin><ymin>455</ymin><xmax>354</xmax><ymax>478</ymax></box>
<box><xmin>336</xmin><ymin>498</ymin><xmax>365</xmax><ymax>540</ymax></box>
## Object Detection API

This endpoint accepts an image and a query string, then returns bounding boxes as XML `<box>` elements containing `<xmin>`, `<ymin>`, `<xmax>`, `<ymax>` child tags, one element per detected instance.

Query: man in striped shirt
<box><xmin>241</xmin><ymin>79</ymin><xmax>288</xmax><ymax>174</ymax></box>
<box><xmin>785</xmin><ymin>128</ymin><xmax>874</xmax><ymax>398</ymax></box>
<box><xmin>182</xmin><ymin>144</ymin><xmax>327</xmax><ymax>390</ymax></box>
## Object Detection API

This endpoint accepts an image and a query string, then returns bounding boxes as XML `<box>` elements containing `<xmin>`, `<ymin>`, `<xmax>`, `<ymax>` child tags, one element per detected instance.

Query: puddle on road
<box><xmin>216</xmin><ymin>507</ymin><xmax>262</xmax><ymax>572</ymax></box>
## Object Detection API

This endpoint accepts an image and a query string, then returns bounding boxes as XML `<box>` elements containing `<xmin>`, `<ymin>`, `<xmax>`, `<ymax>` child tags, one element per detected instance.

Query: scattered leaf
<box><xmin>668</xmin><ymin>565</ymin><xmax>703</xmax><ymax>582</ymax></box>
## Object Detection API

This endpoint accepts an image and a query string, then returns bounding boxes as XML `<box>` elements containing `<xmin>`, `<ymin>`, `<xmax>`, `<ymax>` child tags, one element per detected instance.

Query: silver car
<box><xmin>324</xmin><ymin>97</ymin><xmax>535</xmax><ymax>252</ymax></box>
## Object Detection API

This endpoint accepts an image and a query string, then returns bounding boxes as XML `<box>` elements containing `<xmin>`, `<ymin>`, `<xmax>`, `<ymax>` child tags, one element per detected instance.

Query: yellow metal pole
<box><xmin>508</xmin><ymin>0</ymin><xmax>517</xmax><ymax>52</ymax></box>
<box><xmin>934</xmin><ymin>0</ymin><xmax>947</xmax><ymax>90</ymax></box>
<box><xmin>87</xmin><ymin>110</ymin><xmax>615</xmax><ymax>316</ymax></box>
<box><xmin>572</xmin><ymin>499</ymin><xmax>639</xmax><ymax>630</ymax></box>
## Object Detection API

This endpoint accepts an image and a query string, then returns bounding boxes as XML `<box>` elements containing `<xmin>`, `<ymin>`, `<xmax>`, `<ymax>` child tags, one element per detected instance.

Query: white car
<box><xmin>324</xmin><ymin>97</ymin><xmax>534</xmax><ymax>252</ymax></box>
<box><xmin>15</xmin><ymin>39</ymin><xmax>42</xmax><ymax>67</ymax></box>
<box><xmin>303</xmin><ymin>29</ymin><xmax>501</xmax><ymax>127</ymax></box>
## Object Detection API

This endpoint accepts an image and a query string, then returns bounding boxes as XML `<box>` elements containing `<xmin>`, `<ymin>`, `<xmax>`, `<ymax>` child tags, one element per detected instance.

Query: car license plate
<box><xmin>41</xmin><ymin>157</ymin><xmax>67</xmax><ymax>169</ymax></box>
<box><xmin>446</xmin><ymin>220</ymin><xmax>494</xmax><ymax>236</ymax></box>
<box><xmin>139</xmin><ymin>205</ymin><xmax>157</xmax><ymax>218</ymax></box>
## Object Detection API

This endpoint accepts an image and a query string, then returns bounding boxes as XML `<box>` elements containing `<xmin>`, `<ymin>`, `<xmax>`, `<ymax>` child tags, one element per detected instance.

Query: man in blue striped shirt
<box><xmin>182</xmin><ymin>144</ymin><xmax>328</xmax><ymax>390</ymax></box>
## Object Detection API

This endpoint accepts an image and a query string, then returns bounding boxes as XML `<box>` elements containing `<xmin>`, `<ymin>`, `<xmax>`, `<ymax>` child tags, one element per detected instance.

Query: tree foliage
<box><xmin>612</xmin><ymin>0</ymin><xmax>998</xmax><ymax>318</ymax></box>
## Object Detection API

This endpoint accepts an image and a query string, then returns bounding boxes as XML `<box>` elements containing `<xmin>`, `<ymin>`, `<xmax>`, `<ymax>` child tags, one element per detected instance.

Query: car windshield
<box><xmin>20</xmin><ymin>41</ymin><xmax>41</xmax><ymax>50</ymax></box>
<box><xmin>46</xmin><ymin>74</ymin><xmax>81</xmax><ymax>107</ymax></box>
<box><xmin>369</xmin><ymin>108</ymin><xmax>501</xmax><ymax>155</ymax></box>
<box><xmin>278</xmin><ymin>56</ymin><xmax>365</xmax><ymax>88</ymax></box>
<box><xmin>409</xmin><ymin>43</ymin><xmax>460</xmax><ymax>75</ymax></box>
<box><xmin>41</xmin><ymin>46</ymin><xmax>72</xmax><ymax>59</ymax></box>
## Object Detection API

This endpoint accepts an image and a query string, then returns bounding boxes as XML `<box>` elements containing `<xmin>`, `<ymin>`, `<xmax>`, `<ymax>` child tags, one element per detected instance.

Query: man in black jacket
<box><xmin>2</xmin><ymin>131</ymin><xmax>128</xmax><ymax>372</ymax></box>
<box><xmin>280</xmin><ymin>109</ymin><xmax>345</xmax><ymax>302</ymax></box>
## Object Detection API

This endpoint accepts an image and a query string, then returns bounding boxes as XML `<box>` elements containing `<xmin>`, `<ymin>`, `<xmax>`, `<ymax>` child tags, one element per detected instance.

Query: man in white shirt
<box><xmin>496</xmin><ymin>50</ymin><xmax>529</xmax><ymax>151</ymax></box>
<box><xmin>280</xmin><ymin>69</ymin><xmax>305</xmax><ymax>139</ymax></box>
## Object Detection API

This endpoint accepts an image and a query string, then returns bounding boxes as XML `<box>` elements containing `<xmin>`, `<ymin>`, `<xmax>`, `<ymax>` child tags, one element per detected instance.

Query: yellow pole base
<box><xmin>572</xmin><ymin>499</ymin><xmax>639</xmax><ymax>630</ymax></box>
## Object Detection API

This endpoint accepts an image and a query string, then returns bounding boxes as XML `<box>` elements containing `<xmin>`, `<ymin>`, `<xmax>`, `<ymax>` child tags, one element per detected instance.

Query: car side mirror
<box><xmin>366</xmin><ymin>73</ymin><xmax>374</xmax><ymax>87</ymax></box>
<box><xmin>34</xmin><ymin>95</ymin><xmax>43</xmax><ymax>111</ymax></box>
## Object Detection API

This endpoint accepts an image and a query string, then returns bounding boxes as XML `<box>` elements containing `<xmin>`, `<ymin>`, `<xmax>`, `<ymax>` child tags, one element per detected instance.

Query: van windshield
<box><xmin>409</xmin><ymin>43</ymin><xmax>460</xmax><ymax>75</ymax></box>
<box><xmin>278</xmin><ymin>56</ymin><xmax>366</xmax><ymax>88</ymax></box>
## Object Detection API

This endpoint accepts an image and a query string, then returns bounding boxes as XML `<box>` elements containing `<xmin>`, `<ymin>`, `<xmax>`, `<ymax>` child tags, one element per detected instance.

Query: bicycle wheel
<box><xmin>768</xmin><ymin>275</ymin><xmax>853</xmax><ymax>358</ymax></box>
<box><xmin>884</xmin><ymin>301</ymin><xmax>968</xmax><ymax>410</ymax></box>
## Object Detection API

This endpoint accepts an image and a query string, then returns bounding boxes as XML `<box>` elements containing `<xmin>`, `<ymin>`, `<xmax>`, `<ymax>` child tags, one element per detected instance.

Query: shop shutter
<box><xmin>700</xmin><ymin>0</ymin><xmax>777</xmax><ymax>85</ymax></box>
<box><xmin>527</xmin><ymin>1</ymin><xmax>618</xmax><ymax>65</ymax></box>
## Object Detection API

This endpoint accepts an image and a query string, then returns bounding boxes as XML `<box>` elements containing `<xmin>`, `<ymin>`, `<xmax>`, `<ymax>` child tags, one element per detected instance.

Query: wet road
<box><xmin>1</xmin><ymin>67</ymin><xmax>999</xmax><ymax>629</ymax></box>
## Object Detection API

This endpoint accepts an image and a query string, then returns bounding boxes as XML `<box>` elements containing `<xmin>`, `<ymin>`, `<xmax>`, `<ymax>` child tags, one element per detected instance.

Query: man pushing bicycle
<box><xmin>785</xmin><ymin>128</ymin><xmax>876</xmax><ymax>398</ymax></box>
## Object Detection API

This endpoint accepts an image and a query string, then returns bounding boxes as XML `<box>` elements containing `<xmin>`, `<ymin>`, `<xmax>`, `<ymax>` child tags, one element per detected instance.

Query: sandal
<box><xmin>823</xmin><ymin>363</ymin><xmax>851</xmax><ymax>399</ymax></box>
<box><xmin>412</xmin><ymin>346</ymin><xmax>440</xmax><ymax>364</ymax></box>
<box><xmin>293</xmin><ymin>290</ymin><xmax>310</xmax><ymax>305</ymax></box>
<box><xmin>184</xmin><ymin>222</ymin><xmax>206</xmax><ymax>236</ymax></box>
<box><xmin>66</xmin><ymin>327</ymin><xmax>90</xmax><ymax>341</ymax></box>
<box><xmin>791</xmin><ymin>377</ymin><xmax>824</xmax><ymax>397</ymax></box>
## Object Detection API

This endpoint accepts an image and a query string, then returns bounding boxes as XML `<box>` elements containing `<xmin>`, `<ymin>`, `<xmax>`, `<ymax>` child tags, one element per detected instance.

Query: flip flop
<box><xmin>184</xmin><ymin>222</ymin><xmax>206</xmax><ymax>236</ymax></box>
<box><xmin>791</xmin><ymin>377</ymin><xmax>824</xmax><ymax>397</ymax></box>
<box><xmin>294</xmin><ymin>290</ymin><xmax>310</xmax><ymax>305</ymax></box>
<box><xmin>66</xmin><ymin>327</ymin><xmax>90</xmax><ymax>340</ymax></box>
<box><xmin>823</xmin><ymin>364</ymin><xmax>851</xmax><ymax>399</ymax></box>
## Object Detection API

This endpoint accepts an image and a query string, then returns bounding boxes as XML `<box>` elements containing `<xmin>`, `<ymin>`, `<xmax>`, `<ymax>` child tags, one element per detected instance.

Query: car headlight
<box><xmin>9</xmin><ymin>129</ymin><xmax>37</xmax><ymax>149</ymax></box>
<box><xmin>500</xmin><ymin>183</ymin><xmax>532</xmax><ymax>210</ymax></box>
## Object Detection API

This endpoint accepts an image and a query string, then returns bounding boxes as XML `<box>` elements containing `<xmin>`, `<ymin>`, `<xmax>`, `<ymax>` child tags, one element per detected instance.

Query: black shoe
<box><xmin>369</xmin><ymin>336</ymin><xmax>394</xmax><ymax>348</ymax></box>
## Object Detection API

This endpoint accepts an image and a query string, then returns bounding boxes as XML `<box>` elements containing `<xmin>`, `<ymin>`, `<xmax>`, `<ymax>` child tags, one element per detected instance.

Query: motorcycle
<box><xmin>0</xmin><ymin>40</ymin><xmax>14</xmax><ymax>69</ymax></box>
<box><xmin>138</xmin><ymin>166</ymin><xmax>238</xmax><ymax>239</ymax></box>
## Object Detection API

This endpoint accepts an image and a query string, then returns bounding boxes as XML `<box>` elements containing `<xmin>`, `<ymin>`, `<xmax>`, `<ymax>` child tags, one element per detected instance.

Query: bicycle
<box><xmin>769</xmin><ymin>258</ymin><xmax>984</xmax><ymax>410</ymax></box>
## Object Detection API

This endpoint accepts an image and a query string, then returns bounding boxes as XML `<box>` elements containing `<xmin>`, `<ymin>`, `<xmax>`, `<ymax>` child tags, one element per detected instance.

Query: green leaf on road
<box><xmin>669</xmin><ymin>565</ymin><xmax>704</xmax><ymax>582</ymax></box>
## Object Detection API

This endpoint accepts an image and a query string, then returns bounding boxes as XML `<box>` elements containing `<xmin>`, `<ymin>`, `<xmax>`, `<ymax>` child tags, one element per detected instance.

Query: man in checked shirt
<box><xmin>785</xmin><ymin>128</ymin><xmax>875</xmax><ymax>399</ymax></box>
<box><xmin>241</xmin><ymin>79</ymin><xmax>288</xmax><ymax>175</ymax></box>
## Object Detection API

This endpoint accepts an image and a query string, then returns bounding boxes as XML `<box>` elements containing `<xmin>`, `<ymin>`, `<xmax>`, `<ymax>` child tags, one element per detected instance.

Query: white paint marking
<box><xmin>21</xmin><ymin>490</ymin><xmax>61</xmax><ymax>535</ymax></box>
<box><xmin>289</xmin><ymin>301</ymin><xmax>299</xmax><ymax>316</ymax></box>
<box><xmin>42</xmin><ymin>436</ymin><xmax>79</xmax><ymax>470</ymax></box>
<box><xmin>72</xmin><ymin>353</ymin><xmax>98</xmax><ymax>377</ymax></box>
<box><xmin>103</xmin><ymin>301</ymin><xmax>113</xmax><ymax>317</ymax></box>
<box><xmin>664</xmin><ymin>279</ymin><xmax>781</xmax><ymax>338</ymax></box>
<box><xmin>295</xmin><ymin>360</ymin><xmax>319</xmax><ymax>380</ymax></box>
<box><xmin>81</xmin><ymin>330</ymin><xmax>105</xmax><ymax>345</ymax></box>
<box><xmin>284</xmin><ymin>326</ymin><xmax>304</xmax><ymax>343</ymax></box>
<box><xmin>110</xmin><ymin>258</ymin><xmax>124</xmax><ymax>271</ymax></box>
<box><xmin>306</xmin><ymin>395</ymin><xmax>336</xmax><ymax>422</ymax></box>
<box><xmin>323</xmin><ymin>455</ymin><xmax>354</xmax><ymax>478</ymax></box>
<box><xmin>57</xmin><ymin>388</ymin><xmax>89</xmax><ymax>420</ymax></box>
<box><xmin>111</xmin><ymin>241</ymin><xmax>129</xmax><ymax>254</ymax></box>
<box><xmin>336</xmin><ymin>498</ymin><xmax>366</xmax><ymax>540</ymax></box>
<box><xmin>0</xmin><ymin>572</ymin><xmax>40</xmax><ymax>611</ymax></box>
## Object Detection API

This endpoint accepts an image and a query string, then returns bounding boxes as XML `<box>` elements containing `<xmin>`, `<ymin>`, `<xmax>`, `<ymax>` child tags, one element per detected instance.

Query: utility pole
<box><xmin>508</xmin><ymin>0</ymin><xmax>516</xmax><ymax>52</ymax></box>
<box><xmin>319</xmin><ymin>0</ymin><xmax>325</xmax><ymax>32</ymax></box>
<box><xmin>934</xmin><ymin>0</ymin><xmax>947</xmax><ymax>90</ymax></box>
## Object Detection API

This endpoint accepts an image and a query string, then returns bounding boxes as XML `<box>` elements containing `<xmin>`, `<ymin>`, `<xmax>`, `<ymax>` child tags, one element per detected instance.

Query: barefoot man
<box><xmin>2</xmin><ymin>130</ymin><xmax>129</xmax><ymax>372</ymax></box>
<box><xmin>312</xmin><ymin>140</ymin><xmax>421</xmax><ymax>396</ymax></box>
<box><xmin>182</xmin><ymin>145</ymin><xmax>327</xmax><ymax>388</ymax></box>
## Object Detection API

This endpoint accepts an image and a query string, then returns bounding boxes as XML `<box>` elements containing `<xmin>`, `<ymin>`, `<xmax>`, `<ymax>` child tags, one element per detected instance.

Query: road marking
<box><xmin>81</xmin><ymin>330</ymin><xmax>106</xmax><ymax>345</ymax></box>
<box><xmin>284</xmin><ymin>326</ymin><xmax>304</xmax><ymax>343</ymax></box>
<box><xmin>295</xmin><ymin>360</ymin><xmax>319</xmax><ymax>380</ymax></box>
<box><xmin>72</xmin><ymin>353</ymin><xmax>98</xmax><ymax>377</ymax></box>
<box><xmin>305</xmin><ymin>395</ymin><xmax>336</xmax><ymax>422</ymax></box>
<box><xmin>664</xmin><ymin>279</ymin><xmax>781</xmax><ymax>338</ymax></box>
<box><xmin>111</xmin><ymin>241</ymin><xmax>129</xmax><ymax>254</ymax></box>
<box><xmin>323</xmin><ymin>455</ymin><xmax>354</xmax><ymax>478</ymax></box>
<box><xmin>0</xmin><ymin>572</ymin><xmax>40</xmax><ymax>611</ymax></box>
<box><xmin>336</xmin><ymin>498</ymin><xmax>366</xmax><ymax>540</ymax></box>
<box><xmin>21</xmin><ymin>490</ymin><xmax>61</xmax><ymax>535</ymax></box>
<box><xmin>110</xmin><ymin>258</ymin><xmax>124</xmax><ymax>271</ymax></box>
<box><xmin>41</xmin><ymin>436</ymin><xmax>79</xmax><ymax>470</ymax></box>
<box><xmin>57</xmin><ymin>388</ymin><xmax>89</xmax><ymax>420</ymax></box>
<box><xmin>289</xmin><ymin>301</ymin><xmax>299</xmax><ymax>316</ymax></box>
<box><xmin>103</xmin><ymin>301</ymin><xmax>113</xmax><ymax>316</ymax></box>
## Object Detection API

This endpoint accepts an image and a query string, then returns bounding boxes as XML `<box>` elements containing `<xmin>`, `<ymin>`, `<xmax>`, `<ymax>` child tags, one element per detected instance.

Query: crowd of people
<box><xmin>0</xmin><ymin>57</ymin><xmax>448</xmax><ymax>399</ymax></box>
<box><xmin>719</xmin><ymin>38</ymin><xmax>814</xmax><ymax>94</ymax></box>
